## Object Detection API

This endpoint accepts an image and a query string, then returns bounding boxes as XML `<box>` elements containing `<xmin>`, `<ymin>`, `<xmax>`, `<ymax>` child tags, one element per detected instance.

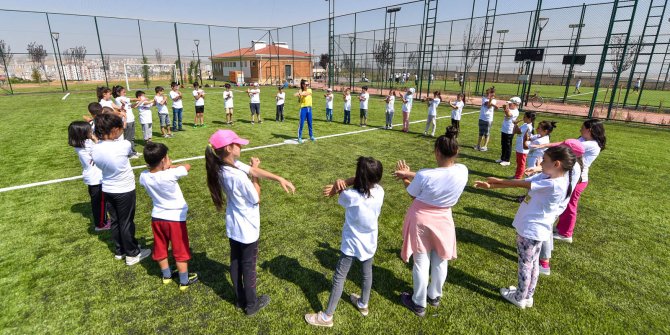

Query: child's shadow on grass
<box><xmin>458</xmin><ymin>152</ymin><xmax>497</xmax><ymax>164</ymax></box>
<box><xmin>455</xmin><ymin>227</ymin><xmax>516</xmax><ymax>262</ymax></box>
<box><xmin>464</xmin><ymin>185</ymin><xmax>520</xmax><ymax>202</ymax></box>
<box><xmin>460</xmin><ymin>206</ymin><xmax>515</xmax><ymax>229</ymax></box>
<box><xmin>260</xmin><ymin>254</ymin><xmax>331</xmax><ymax>311</ymax></box>
<box><xmin>448</xmin><ymin>266</ymin><xmax>501</xmax><ymax>300</ymax></box>
<box><xmin>71</xmin><ymin>202</ymin><xmax>115</xmax><ymax>255</ymax></box>
<box><xmin>271</xmin><ymin>133</ymin><xmax>296</xmax><ymax>140</ymax></box>
<box><xmin>315</xmin><ymin>242</ymin><xmax>411</xmax><ymax>307</ymax></box>
<box><xmin>190</xmin><ymin>251</ymin><xmax>236</xmax><ymax>305</ymax></box>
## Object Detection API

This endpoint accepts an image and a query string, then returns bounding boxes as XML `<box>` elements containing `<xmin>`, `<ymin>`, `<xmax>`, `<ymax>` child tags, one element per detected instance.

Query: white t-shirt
<box><xmin>359</xmin><ymin>92</ymin><xmax>369</xmax><ymax>109</ymax></box>
<box><xmin>402</xmin><ymin>93</ymin><xmax>414</xmax><ymax>112</ymax></box>
<box><xmin>248</xmin><ymin>88</ymin><xmax>260</xmax><ymax>104</ymax></box>
<box><xmin>344</xmin><ymin>95</ymin><xmax>352</xmax><ymax>111</ymax></box>
<box><xmin>154</xmin><ymin>95</ymin><xmax>169</xmax><ymax>115</ymax></box>
<box><xmin>276</xmin><ymin>92</ymin><xmax>285</xmax><ymax>106</ymax></box>
<box><xmin>99</xmin><ymin>99</ymin><xmax>114</xmax><ymax>108</ymax></box>
<box><xmin>224</xmin><ymin>90</ymin><xmax>234</xmax><ymax>108</ymax></box>
<box><xmin>515</xmin><ymin>123</ymin><xmax>534</xmax><ymax>154</ymax></box>
<box><xmin>451</xmin><ymin>101</ymin><xmax>464</xmax><ymax>121</ymax></box>
<box><xmin>325</xmin><ymin>94</ymin><xmax>333</xmax><ymax>109</ymax></box>
<box><xmin>193</xmin><ymin>89</ymin><xmax>205</xmax><ymax>106</ymax></box>
<box><xmin>428</xmin><ymin>98</ymin><xmax>441</xmax><ymax>116</ymax></box>
<box><xmin>338</xmin><ymin>185</ymin><xmax>384</xmax><ymax>261</ymax></box>
<box><xmin>526</xmin><ymin>134</ymin><xmax>550</xmax><ymax>167</ymax></box>
<box><xmin>91</xmin><ymin>139</ymin><xmax>135</xmax><ymax>193</ymax></box>
<box><xmin>407</xmin><ymin>164</ymin><xmax>469</xmax><ymax>208</ymax></box>
<box><xmin>169</xmin><ymin>90</ymin><xmax>183</xmax><ymax>109</ymax></box>
<box><xmin>137</xmin><ymin>99</ymin><xmax>152</xmax><ymax>125</ymax></box>
<box><xmin>579</xmin><ymin>137</ymin><xmax>601</xmax><ymax>182</ymax></box>
<box><xmin>115</xmin><ymin>96</ymin><xmax>135</xmax><ymax>123</ymax></box>
<box><xmin>513</xmin><ymin>174</ymin><xmax>569</xmax><ymax>241</ymax></box>
<box><xmin>75</xmin><ymin>139</ymin><xmax>103</xmax><ymax>186</ymax></box>
<box><xmin>500</xmin><ymin>108</ymin><xmax>519</xmax><ymax>134</ymax></box>
<box><xmin>139</xmin><ymin>166</ymin><xmax>189</xmax><ymax>222</ymax></box>
<box><xmin>385</xmin><ymin>95</ymin><xmax>395</xmax><ymax>111</ymax></box>
<box><xmin>479</xmin><ymin>97</ymin><xmax>496</xmax><ymax>122</ymax></box>
<box><xmin>221</xmin><ymin>161</ymin><xmax>260</xmax><ymax>244</ymax></box>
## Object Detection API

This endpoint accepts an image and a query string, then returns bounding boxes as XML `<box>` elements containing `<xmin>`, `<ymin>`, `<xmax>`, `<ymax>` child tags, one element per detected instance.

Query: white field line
<box><xmin>62</xmin><ymin>93</ymin><xmax>71</xmax><ymax>100</ymax></box>
<box><xmin>557</xmin><ymin>89</ymin><xmax>607</xmax><ymax>99</ymax></box>
<box><xmin>0</xmin><ymin>111</ymin><xmax>477</xmax><ymax>194</ymax></box>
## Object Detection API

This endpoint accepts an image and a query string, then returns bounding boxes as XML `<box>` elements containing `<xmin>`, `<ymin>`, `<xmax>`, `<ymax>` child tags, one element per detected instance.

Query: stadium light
<box><xmin>50</xmin><ymin>32</ymin><xmax>67</xmax><ymax>91</ymax></box>
<box><xmin>386</xmin><ymin>7</ymin><xmax>401</xmax><ymax>13</ymax></box>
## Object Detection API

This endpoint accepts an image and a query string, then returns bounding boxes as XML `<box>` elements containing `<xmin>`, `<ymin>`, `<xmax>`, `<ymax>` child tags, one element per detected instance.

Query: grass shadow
<box><xmin>458</xmin><ymin>152</ymin><xmax>497</xmax><ymax>164</ymax></box>
<box><xmin>271</xmin><ymin>132</ymin><xmax>296</xmax><ymax>140</ymax></box>
<box><xmin>448</xmin><ymin>266</ymin><xmax>500</xmax><ymax>300</ymax></box>
<box><xmin>71</xmin><ymin>201</ymin><xmax>116</xmax><ymax>255</ymax></box>
<box><xmin>260</xmin><ymin>254</ymin><xmax>331</xmax><ymax>311</ymax></box>
<box><xmin>189</xmin><ymin>251</ymin><xmax>236</xmax><ymax>305</ymax></box>
<box><xmin>455</xmin><ymin>227</ymin><xmax>516</xmax><ymax>262</ymax></box>
<box><xmin>461</xmin><ymin>206</ymin><xmax>515</xmax><ymax>229</ymax></box>
<box><xmin>464</xmin><ymin>185</ymin><xmax>520</xmax><ymax>203</ymax></box>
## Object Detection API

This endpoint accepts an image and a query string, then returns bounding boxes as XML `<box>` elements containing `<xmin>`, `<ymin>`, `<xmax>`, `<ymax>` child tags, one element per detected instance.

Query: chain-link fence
<box><xmin>1</xmin><ymin>1</ymin><xmax>669</xmax><ymax>124</ymax></box>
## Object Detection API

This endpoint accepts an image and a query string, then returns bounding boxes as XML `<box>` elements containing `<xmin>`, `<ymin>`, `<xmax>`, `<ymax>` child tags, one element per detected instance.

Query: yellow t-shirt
<box><xmin>299</xmin><ymin>88</ymin><xmax>312</xmax><ymax>108</ymax></box>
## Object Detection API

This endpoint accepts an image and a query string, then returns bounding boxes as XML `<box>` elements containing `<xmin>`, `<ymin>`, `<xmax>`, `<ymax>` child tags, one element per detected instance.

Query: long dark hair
<box><xmin>435</xmin><ymin>126</ymin><xmax>459</xmax><ymax>158</ymax></box>
<box><xmin>583</xmin><ymin>119</ymin><xmax>606</xmax><ymax>150</ymax></box>
<box><xmin>524</xmin><ymin>111</ymin><xmax>537</xmax><ymax>134</ymax></box>
<box><xmin>544</xmin><ymin>145</ymin><xmax>577</xmax><ymax>199</ymax></box>
<box><xmin>96</xmin><ymin>86</ymin><xmax>111</xmax><ymax>101</ymax></box>
<box><xmin>537</xmin><ymin>120</ymin><xmax>557</xmax><ymax>136</ymax></box>
<box><xmin>68</xmin><ymin>121</ymin><xmax>91</xmax><ymax>148</ymax></box>
<box><xmin>205</xmin><ymin>145</ymin><xmax>228</xmax><ymax>212</ymax></box>
<box><xmin>353</xmin><ymin>156</ymin><xmax>383</xmax><ymax>198</ymax></box>
<box><xmin>112</xmin><ymin>85</ymin><xmax>124</xmax><ymax>98</ymax></box>
<box><xmin>93</xmin><ymin>113</ymin><xmax>123</xmax><ymax>139</ymax></box>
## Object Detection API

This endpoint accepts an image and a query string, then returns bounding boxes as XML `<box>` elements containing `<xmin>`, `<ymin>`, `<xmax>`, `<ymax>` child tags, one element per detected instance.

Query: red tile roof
<box><xmin>212</xmin><ymin>45</ymin><xmax>312</xmax><ymax>59</ymax></box>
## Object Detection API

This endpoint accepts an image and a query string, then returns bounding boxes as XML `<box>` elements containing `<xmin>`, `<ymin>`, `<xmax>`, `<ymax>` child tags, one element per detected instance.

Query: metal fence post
<box><xmin>1</xmin><ymin>44</ymin><xmax>13</xmax><ymax>94</ymax></box>
<box><xmin>174</xmin><ymin>23</ymin><xmax>184</xmax><ymax>85</ymax></box>
<box><xmin>562</xmin><ymin>4</ymin><xmax>586</xmax><ymax>103</ymax></box>
<box><xmin>45</xmin><ymin>13</ymin><xmax>65</xmax><ymax>92</ymax></box>
<box><xmin>462</xmin><ymin>0</ymin><xmax>476</xmax><ymax>95</ymax></box>
<box><xmin>208</xmin><ymin>25</ymin><xmax>215</xmax><ymax>87</ymax></box>
<box><xmin>93</xmin><ymin>16</ymin><xmax>109</xmax><ymax>87</ymax></box>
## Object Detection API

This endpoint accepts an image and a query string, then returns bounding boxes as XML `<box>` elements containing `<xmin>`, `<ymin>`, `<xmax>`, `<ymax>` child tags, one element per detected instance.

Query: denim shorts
<box><xmin>478</xmin><ymin>119</ymin><xmax>492</xmax><ymax>136</ymax></box>
<box><xmin>360</xmin><ymin>109</ymin><xmax>368</xmax><ymax>118</ymax></box>
<box><xmin>159</xmin><ymin>114</ymin><xmax>170</xmax><ymax>127</ymax></box>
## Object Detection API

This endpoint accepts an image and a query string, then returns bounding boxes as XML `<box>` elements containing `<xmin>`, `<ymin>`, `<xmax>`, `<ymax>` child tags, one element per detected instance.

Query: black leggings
<box><xmin>229</xmin><ymin>238</ymin><xmax>259</xmax><ymax>309</ymax></box>
<box><xmin>500</xmin><ymin>132</ymin><xmax>514</xmax><ymax>162</ymax></box>
<box><xmin>451</xmin><ymin>119</ymin><xmax>460</xmax><ymax>133</ymax></box>
<box><xmin>88</xmin><ymin>184</ymin><xmax>107</xmax><ymax>228</ymax></box>
<box><xmin>105</xmin><ymin>190</ymin><xmax>140</xmax><ymax>257</ymax></box>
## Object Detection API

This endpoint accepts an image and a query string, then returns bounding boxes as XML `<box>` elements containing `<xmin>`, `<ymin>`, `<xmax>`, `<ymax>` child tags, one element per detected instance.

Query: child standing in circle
<box><xmin>224</xmin><ymin>83</ymin><xmax>234</xmax><ymax>125</ymax></box>
<box><xmin>294</xmin><ymin>79</ymin><xmax>315</xmax><ymax>143</ymax></box>
<box><xmin>393</xmin><ymin>127</ymin><xmax>469</xmax><ymax>317</ymax></box>
<box><xmin>139</xmin><ymin>142</ymin><xmax>198</xmax><ymax>290</ymax></box>
<box><xmin>305</xmin><ymin>156</ymin><xmax>384</xmax><ymax>327</ymax></box>
<box><xmin>401</xmin><ymin>87</ymin><xmax>415</xmax><ymax>132</ymax></box>
<box><xmin>324</xmin><ymin>88</ymin><xmax>334</xmax><ymax>122</ymax></box>
<box><xmin>135</xmin><ymin>91</ymin><xmax>154</xmax><ymax>142</ymax></box>
<box><xmin>247</xmin><ymin>82</ymin><xmax>262</xmax><ymax>124</ymax></box>
<box><xmin>343</xmin><ymin>88</ymin><xmax>352</xmax><ymax>124</ymax></box>
<box><xmin>513</xmin><ymin>112</ymin><xmax>536</xmax><ymax>179</ymax></box>
<box><xmin>385</xmin><ymin>89</ymin><xmax>396</xmax><ymax>129</ymax></box>
<box><xmin>497</xmin><ymin>97</ymin><xmax>520</xmax><ymax>166</ymax></box>
<box><xmin>68</xmin><ymin>121</ymin><xmax>110</xmax><ymax>231</ymax></box>
<box><xmin>359</xmin><ymin>86</ymin><xmax>369</xmax><ymax>127</ymax></box>
<box><xmin>155</xmin><ymin>86</ymin><xmax>172</xmax><ymax>138</ymax></box>
<box><xmin>449</xmin><ymin>93</ymin><xmax>464</xmax><ymax>132</ymax></box>
<box><xmin>275</xmin><ymin>86</ymin><xmax>285</xmax><ymax>122</ymax></box>
<box><xmin>204</xmin><ymin>129</ymin><xmax>296</xmax><ymax>315</ymax></box>
<box><xmin>526</xmin><ymin>121</ymin><xmax>557</xmax><ymax>169</ymax></box>
<box><xmin>475</xmin><ymin>87</ymin><xmax>497</xmax><ymax>152</ymax></box>
<box><xmin>474</xmin><ymin>145</ymin><xmax>576</xmax><ymax>309</ymax></box>
<box><xmin>113</xmin><ymin>85</ymin><xmax>140</xmax><ymax>159</ymax></box>
<box><xmin>423</xmin><ymin>91</ymin><xmax>441</xmax><ymax>137</ymax></box>
<box><xmin>192</xmin><ymin>82</ymin><xmax>206</xmax><ymax>128</ymax></box>
<box><xmin>91</xmin><ymin>113</ymin><xmax>152</xmax><ymax>265</ymax></box>
<box><xmin>169</xmin><ymin>82</ymin><xmax>184</xmax><ymax>131</ymax></box>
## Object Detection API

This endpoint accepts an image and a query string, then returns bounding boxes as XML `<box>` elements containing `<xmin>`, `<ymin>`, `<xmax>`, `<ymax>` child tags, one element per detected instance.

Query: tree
<box><xmin>406</xmin><ymin>51</ymin><xmax>419</xmax><ymax>71</ymax></box>
<box><xmin>373</xmin><ymin>40</ymin><xmax>394</xmax><ymax>83</ymax></box>
<box><xmin>461</xmin><ymin>27</ymin><xmax>483</xmax><ymax>74</ymax></box>
<box><xmin>188</xmin><ymin>60</ymin><xmax>197</xmax><ymax>84</ymax></box>
<box><xmin>609</xmin><ymin>36</ymin><xmax>644</xmax><ymax>74</ymax></box>
<box><xmin>27</xmin><ymin>42</ymin><xmax>49</xmax><ymax>82</ymax></box>
<box><xmin>31</xmin><ymin>68</ymin><xmax>41</xmax><ymax>83</ymax></box>
<box><xmin>0</xmin><ymin>40</ymin><xmax>13</xmax><ymax>73</ymax></box>
<box><xmin>142</xmin><ymin>56</ymin><xmax>150</xmax><ymax>87</ymax></box>
<box><xmin>319</xmin><ymin>53</ymin><xmax>330</xmax><ymax>71</ymax></box>
<box><xmin>73</xmin><ymin>46</ymin><xmax>87</xmax><ymax>80</ymax></box>
<box><xmin>155</xmin><ymin>48</ymin><xmax>163</xmax><ymax>64</ymax></box>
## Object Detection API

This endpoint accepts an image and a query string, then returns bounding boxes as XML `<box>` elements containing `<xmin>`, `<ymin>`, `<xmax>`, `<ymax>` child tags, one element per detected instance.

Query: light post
<box><xmin>349</xmin><ymin>35</ymin><xmax>355</xmax><ymax>89</ymax></box>
<box><xmin>51</xmin><ymin>32</ymin><xmax>67</xmax><ymax>91</ymax></box>
<box><xmin>524</xmin><ymin>17</ymin><xmax>548</xmax><ymax>106</ymax></box>
<box><xmin>326</xmin><ymin>0</ymin><xmax>335</xmax><ymax>88</ymax></box>
<box><xmin>560</xmin><ymin>23</ymin><xmax>585</xmax><ymax>85</ymax></box>
<box><xmin>194</xmin><ymin>39</ymin><xmax>201</xmax><ymax>84</ymax></box>
<box><xmin>494</xmin><ymin>29</ymin><xmax>509</xmax><ymax>83</ymax></box>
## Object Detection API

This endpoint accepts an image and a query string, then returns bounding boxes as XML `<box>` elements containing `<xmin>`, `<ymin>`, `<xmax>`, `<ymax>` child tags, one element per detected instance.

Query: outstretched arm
<box><xmin>247</xmin><ymin>158</ymin><xmax>295</xmax><ymax>194</ymax></box>
<box><xmin>474</xmin><ymin>177</ymin><xmax>531</xmax><ymax>190</ymax></box>
<box><xmin>323</xmin><ymin>177</ymin><xmax>354</xmax><ymax>197</ymax></box>
<box><xmin>393</xmin><ymin>160</ymin><xmax>416</xmax><ymax>188</ymax></box>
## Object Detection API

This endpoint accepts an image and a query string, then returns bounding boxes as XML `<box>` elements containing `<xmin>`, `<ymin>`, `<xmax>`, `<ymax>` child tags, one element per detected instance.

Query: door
<box><xmin>285</xmin><ymin>64</ymin><xmax>292</xmax><ymax>80</ymax></box>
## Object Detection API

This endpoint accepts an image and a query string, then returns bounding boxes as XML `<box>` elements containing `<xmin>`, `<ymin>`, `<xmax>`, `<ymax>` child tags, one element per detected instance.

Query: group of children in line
<box><xmin>67</xmin><ymin>80</ymin><xmax>607</xmax><ymax>323</ymax></box>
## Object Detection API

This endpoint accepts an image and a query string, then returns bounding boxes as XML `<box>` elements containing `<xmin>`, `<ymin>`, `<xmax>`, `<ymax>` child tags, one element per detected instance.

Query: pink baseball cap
<box><xmin>554</xmin><ymin>138</ymin><xmax>585</xmax><ymax>157</ymax></box>
<box><xmin>209</xmin><ymin>129</ymin><xmax>249</xmax><ymax>149</ymax></box>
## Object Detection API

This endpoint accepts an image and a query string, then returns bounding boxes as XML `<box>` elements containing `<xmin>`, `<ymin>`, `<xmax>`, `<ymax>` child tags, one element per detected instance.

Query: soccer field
<box><xmin>0</xmin><ymin>86</ymin><xmax>668</xmax><ymax>334</ymax></box>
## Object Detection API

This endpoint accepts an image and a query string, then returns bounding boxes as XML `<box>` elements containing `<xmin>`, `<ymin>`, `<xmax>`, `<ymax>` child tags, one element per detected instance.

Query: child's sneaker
<box><xmin>500</xmin><ymin>161</ymin><xmax>511</xmax><ymax>166</ymax></box>
<box><xmin>246</xmin><ymin>294</ymin><xmax>270</xmax><ymax>316</ymax></box>
<box><xmin>251</xmin><ymin>121</ymin><xmax>255</xmax><ymax>125</ymax></box>
<box><xmin>400</xmin><ymin>292</ymin><xmax>425</xmax><ymax>317</ymax></box>
<box><xmin>114</xmin><ymin>254</ymin><xmax>125</xmax><ymax>260</ymax></box>
<box><xmin>201</xmin><ymin>124</ymin><xmax>206</xmax><ymax>127</ymax></box>
<box><xmin>95</xmin><ymin>222</ymin><xmax>111</xmax><ymax>232</ymax></box>
<box><xmin>304</xmin><ymin>311</ymin><xmax>333</xmax><ymax>327</ymax></box>
<box><xmin>500</xmin><ymin>286</ymin><xmax>528</xmax><ymax>309</ymax></box>
<box><xmin>310</xmin><ymin>137</ymin><xmax>316</xmax><ymax>142</ymax></box>
<box><xmin>179</xmin><ymin>273</ymin><xmax>199</xmax><ymax>291</ymax></box>
<box><xmin>480</xmin><ymin>146</ymin><xmax>488</xmax><ymax>152</ymax></box>
<box><xmin>350</xmin><ymin>293</ymin><xmax>369</xmax><ymax>316</ymax></box>
<box><xmin>125</xmin><ymin>248</ymin><xmax>151</xmax><ymax>266</ymax></box>
<box><xmin>162</xmin><ymin>270</ymin><xmax>177</xmax><ymax>285</ymax></box>
<box><xmin>473</xmin><ymin>145</ymin><xmax>480</xmax><ymax>151</ymax></box>
<box><xmin>495</xmin><ymin>159</ymin><xmax>503</xmax><ymax>163</ymax></box>
<box><xmin>427</xmin><ymin>296</ymin><xmax>441</xmax><ymax>307</ymax></box>
<box><xmin>539</xmin><ymin>266</ymin><xmax>551</xmax><ymax>276</ymax></box>
<box><xmin>553</xmin><ymin>233</ymin><xmax>573</xmax><ymax>243</ymax></box>
<box><xmin>298</xmin><ymin>138</ymin><xmax>303</xmax><ymax>144</ymax></box>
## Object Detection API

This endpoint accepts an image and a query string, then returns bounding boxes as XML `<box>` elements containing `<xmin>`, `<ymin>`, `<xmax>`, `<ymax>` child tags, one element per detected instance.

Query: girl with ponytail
<box><xmin>393</xmin><ymin>126</ymin><xmax>469</xmax><ymax>317</ymax></box>
<box><xmin>204</xmin><ymin>130</ymin><xmax>295</xmax><ymax>315</ymax></box>
<box><xmin>474</xmin><ymin>145</ymin><xmax>576</xmax><ymax>309</ymax></box>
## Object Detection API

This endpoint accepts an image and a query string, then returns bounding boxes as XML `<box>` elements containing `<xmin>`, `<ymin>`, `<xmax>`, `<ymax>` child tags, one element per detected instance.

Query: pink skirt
<box><xmin>401</xmin><ymin>199</ymin><xmax>457</xmax><ymax>263</ymax></box>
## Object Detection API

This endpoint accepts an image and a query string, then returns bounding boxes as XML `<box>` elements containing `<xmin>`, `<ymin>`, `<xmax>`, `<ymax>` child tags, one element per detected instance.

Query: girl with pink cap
<box><xmin>204</xmin><ymin>129</ymin><xmax>295</xmax><ymax>315</ymax></box>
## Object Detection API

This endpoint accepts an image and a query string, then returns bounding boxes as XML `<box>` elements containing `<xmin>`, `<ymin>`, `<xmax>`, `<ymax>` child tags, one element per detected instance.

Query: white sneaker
<box><xmin>495</xmin><ymin>159</ymin><xmax>503</xmax><ymax>163</ymax></box>
<box><xmin>125</xmin><ymin>248</ymin><xmax>151</xmax><ymax>266</ymax></box>
<box><xmin>539</xmin><ymin>266</ymin><xmax>551</xmax><ymax>276</ymax></box>
<box><xmin>500</xmin><ymin>161</ymin><xmax>511</xmax><ymax>166</ymax></box>
<box><xmin>553</xmin><ymin>233</ymin><xmax>573</xmax><ymax>243</ymax></box>
<box><xmin>473</xmin><ymin>145</ymin><xmax>480</xmax><ymax>151</ymax></box>
<box><xmin>114</xmin><ymin>254</ymin><xmax>125</xmax><ymax>260</ymax></box>
<box><xmin>500</xmin><ymin>286</ymin><xmax>529</xmax><ymax>309</ymax></box>
<box><xmin>480</xmin><ymin>146</ymin><xmax>489</xmax><ymax>152</ymax></box>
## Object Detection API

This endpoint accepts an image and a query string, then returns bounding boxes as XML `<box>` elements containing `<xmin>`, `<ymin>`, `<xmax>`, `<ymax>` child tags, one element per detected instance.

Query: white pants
<box><xmin>425</xmin><ymin>115</ymin><xmax>436</xmax><ymax>136</ymax></box>
<box><xmin>412</xmin><ymin>250</ymin><xmax>449</xmax><ymax>307</ymax></box>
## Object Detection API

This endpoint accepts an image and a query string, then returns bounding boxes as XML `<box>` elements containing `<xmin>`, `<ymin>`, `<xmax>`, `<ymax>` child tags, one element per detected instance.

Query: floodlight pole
<box><xmin>494</xmin><ymin>29</ymin><xmax>509</xmax><ymax>83</ymax></box>
<box><xmin>523</xmin><ymin>16</ymin><xmax>548</xmax><ymax>107</ymax></box>
<box><xmin>208</xmin><ymin>25</ymin><xmax>215</xmax><ymax>87</ymax></box>
<box><xmin>174</xmin><ymin>23</ymin><xmax>184</xmax><ymax>86</ymax></box>
<box><xmin>45</xmin><ymin>13</ymin><xmax>65</xmax><ymax>92</ymax></box>
<box><xmin>0</xmin><ymin>42</ymin><xmax>12</xmax><ymax>94</ymax></box>
<box><xmin>326</xmin><ymin>0</ymin><xmax>335</xmax><ymax>88</ymax></box>
<box><xmin>562</xmin><ymin>6</ymin><xmax>586</xmax><ymax>103</ymax></box>
<box><xmin>443</xmin><ymin>20</ymin><xmax>453</xmax><ymax>90</ymax></box>
<box><xmin>51</xmin><ymin>32</ymin><xmax>68</xmax><ymax>92</ymax></box>
<box><xmin>462</xmin><ymin>0</ymin><xmax>476</xmax><ymax>95</ymax></box>
<box><xmin>194</xmin><ymin>39</ymin><xmax>202</xmax><ymax>84</ymax></box>
<box><xmin>93</xmin><ymin>16</ymin><xmax>109</xmax><ymax>87</ymax></box>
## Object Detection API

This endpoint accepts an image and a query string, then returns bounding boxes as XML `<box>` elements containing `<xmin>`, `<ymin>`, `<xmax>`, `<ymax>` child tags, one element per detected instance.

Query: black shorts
<box><xmin>195</xmin><ymin>105</ymin><xmax>204</xmax><ymax>114</ymax></box>
<box><xmin>250</xmin><ymin>103</ymin><xmax>261</xmax><ymax>115</ymax></box>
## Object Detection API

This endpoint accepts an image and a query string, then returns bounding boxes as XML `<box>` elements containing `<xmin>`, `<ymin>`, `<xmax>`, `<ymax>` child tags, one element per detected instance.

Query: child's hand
<box><xmin>524</xmin><ymin>166</ymin><xmax>541</xmax><ymax>176</ymax></box>
<box><xmin>279</xmin><ymin>178</ymin><xmax>296</xmax><ymax>194</ymax></box>
<box><xmin>323</xmin><ymin>179</ymin><xmax>347</xmax><ymax>197</ymax></box>
<box><xmin>83</xmin><ymin>115</ymin><xmax>92</xmax><ymax>122</ymax></box>
<box><xmin>486</xmin><ymin>177</ymin><xmax>503</xmax><ymax>184</ymax></box>
<box><xmin>473</xmin><ymin>181</ymin><xmax>492</xmax><ymax>189</ymax></box>
<box><xmin>250</xmin><ymin>157</ymin><xmax>261</xmax><ymax>168</ymax></box>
